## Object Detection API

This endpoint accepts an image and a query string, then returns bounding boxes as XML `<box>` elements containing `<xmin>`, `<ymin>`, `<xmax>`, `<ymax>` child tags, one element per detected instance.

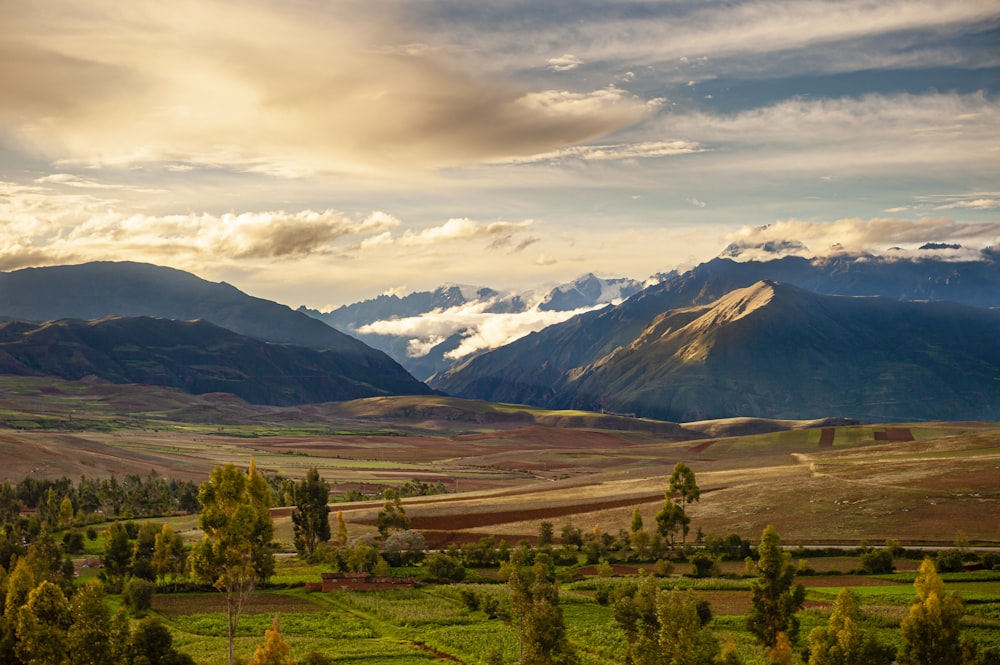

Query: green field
<box><xmin>134</xmin><ymin>558</ymin><xmax>1000</xmax><ymax>665</ymax></box>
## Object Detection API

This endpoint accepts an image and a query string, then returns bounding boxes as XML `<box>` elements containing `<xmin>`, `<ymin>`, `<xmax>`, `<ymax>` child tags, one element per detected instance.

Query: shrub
<box><xmin>424</xmin><ymin>553</ymin><xmax>465</xmax><ymax>582</ymax></box>
<box><xmin>123</xmin><ymin>578</ymin><xmax>156</xmax><ymax>616</ymax></box>
<box><xmin>300</xmin><ymin>653</ymin><xmax>333</xmax><ymax>665</ymax></box>
<box><xmin>860</xmin><ymin>548</ymin><xmax>895</xmax><ymax>574</ymax></box>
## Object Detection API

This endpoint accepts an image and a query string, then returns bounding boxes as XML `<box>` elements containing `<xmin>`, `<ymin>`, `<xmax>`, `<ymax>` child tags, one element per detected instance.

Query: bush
<box><xmin>123</xmin><ymin>578</ymin><xmax>156</xmax><ymax>616</ymax></box>
<box><xmin>690</xmin><ymin>552</ymin><xmax>720</xmax><ymax>578</ymax></box>
<box><xmin>936</xmin><ymin>549</ymin><xmax>965</xmax><ymax>573</ymax></box>
<box><xmin>62</xmin><ymin>530</ymin><xmax>85</xmax><ymax>554</ymax></box>
<box><xmin>300</xmin><ymin>653</ymin><xmax>333</xmax><ymax>665</ymax></box>
<box><xmin>860</xmin><ymin>548</ymin><xmax>895</xmax><ymax>574</ymax></box>
<box><xmin>424</xmin><ymin>553</ymin><xmax>465</xmax><ymax>582</ymax></box>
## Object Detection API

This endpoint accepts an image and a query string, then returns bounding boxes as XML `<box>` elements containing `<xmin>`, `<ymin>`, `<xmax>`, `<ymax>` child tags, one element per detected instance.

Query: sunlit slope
<box><xmin>438</xmin><ymin>281</ymin><xmax>1000</xmax><ymax>422</ymax></box>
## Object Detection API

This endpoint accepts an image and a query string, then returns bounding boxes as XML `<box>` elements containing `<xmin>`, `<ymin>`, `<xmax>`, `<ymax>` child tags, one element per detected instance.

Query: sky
<box><xmin>2</xmin><ymin>0</ymin><xmax>999</xmax><ymax>311</ymax></box>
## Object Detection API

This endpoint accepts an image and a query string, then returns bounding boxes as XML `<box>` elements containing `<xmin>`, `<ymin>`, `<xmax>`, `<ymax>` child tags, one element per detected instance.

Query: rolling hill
<box><xmin>434</xmin><ymin>280</ymin><xmax>1000</xmax><ymax>422</ymax></box>
<box><xmin>0</xmin><ymin>261</ymin><xmax>430</xmax><ymax>397</ymax></box>
<box><xmin>0</xmin><ymin>316</ymin><xmax>431</xmax><ymax>405</ymax></box>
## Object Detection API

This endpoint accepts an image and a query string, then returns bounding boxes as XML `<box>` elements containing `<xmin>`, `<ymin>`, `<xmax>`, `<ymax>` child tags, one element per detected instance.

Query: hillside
<box><xmin>435</xmin><ymin>281</ymin><xmax>1000</xmax><ymax>422</ymax></box>
<box><xmin>0</xmin><ymin>317</ymin><xmax>431</xmax><ymax>406</ymax></box>
<box><xmin>0</xmin><ymin>261</ymin><xmax>429</xmax><ymax>397</ymax></box>
<box><xmin>431</xmin><ymin>251</ymin><xmax>1000</xmax><ymax>394</ymax></box>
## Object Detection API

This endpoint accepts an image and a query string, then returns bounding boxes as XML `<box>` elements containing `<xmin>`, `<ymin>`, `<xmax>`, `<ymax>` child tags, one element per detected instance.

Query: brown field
<box><xmin>1</xmin><ymin>379</ymin><xmax>998</xmax><ymax>547</ymax></box>
<box><xmin>153</xmin><ymin>593</ymin><xmax>325</xmax><ymax>618</ymax></box>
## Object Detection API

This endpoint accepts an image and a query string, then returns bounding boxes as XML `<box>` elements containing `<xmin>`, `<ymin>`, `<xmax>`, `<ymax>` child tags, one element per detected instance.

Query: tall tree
<box><xmin>668</xmin><ymin>463</ymin><xmax>700</xmax><ymax>545</ymax></box>
<box><xmin>15</xmin><ymin>580</ymin><xmax>72</xmax><ymax>665</ymax></box>
<box><xmin>67</xmin><ymin>581</ymin><xmax>117</xmax><ymax>665</ymax></box>
<box><xmin>101</xmin><ymin>522</ymin><xmax>133</xmax><ymax>593</ymax></box>
<box><xmin>747</xmin><ymin>525</ymin><xmax>805</xmax><ymax>648</ymax></box>
<box><xmin>291</xmin><ymin>468</ymin><xmax>331</xmax><ymax>559</ymax></box>
<box><xmin>190</xmin><ymin>461</ymin><xmax>274</xmax><ymax>665</ymax></box>
<box><xmin>152</xmin><ymin>523</ymin><xmax>188</xmax><ymax>590</ymax></box>
<box><xmin>335</xmin><ymin>510</ymin><xmax>348</xmax><ymax>546</ymax></box>
<box><xmin>899</xmin><ymin>557</ymin><xmax>965</xmax><ymax>665</ymax></box>
<box><xmin>507</xmin><ymin>552</ymin><xmax>578</xmax><ymax>665</ymax></box>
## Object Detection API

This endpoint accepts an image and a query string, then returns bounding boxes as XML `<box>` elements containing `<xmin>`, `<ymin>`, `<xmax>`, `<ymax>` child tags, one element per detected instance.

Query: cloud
<box><xmin>916</xmin><ymin>193</ymin><xmax>1000</xmax><ymax>211</ymax></box>
<box><xmin>400</xmin><ymin>218</ymin><xmax>534</xmax><ymax>248</ymax></box>
<box><xmin>357</xmin><ymin>299</ymin><xmax>607</xmax><ymax>360</ymax></box>
<box><xmin>495</xmin><ymin>140</ymin><xmax>701</xmax><ymax>165</ymax></box>
<box><xmin>547</xmin><ymin>54</ymin><xmax>583</xmax><ymax>72</ymax></box>
<box><xmin>440</xmin><ymin>1</ymin><xmax>1000</xmax><ymax>79</ymax></box>
<box><xmin>0</xmin><ymin>180</ymin><xmax>402</xmax><ymax>266</ymax></box>
<box><xmin>0</xmin><ymin>1</ymin><xmax>650</xmax><ymax>176</ymax></box>
<box><xmin>724</xmin><ymin>217</ymin><xmax>1000</xmax><ymax>259</ymax></box>
<box><xmin>654</xmin><ymin>92</ymin><xmax>1000</xmax><ymax>178</ymax></box>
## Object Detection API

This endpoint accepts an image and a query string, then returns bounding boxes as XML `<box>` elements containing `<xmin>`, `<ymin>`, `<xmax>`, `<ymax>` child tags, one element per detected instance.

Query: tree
<box><xmin>15</xmin><ymin>580</ymin><xmax>72</xmax><ymax>665</ymax></box>
<box><xmin>507</xmin><ymin>552</ymin><xmax>578</xmax><ymax>665</ymax></box>
<box><xmin>123</xmin><ymin>578</ymin><xmax>156</xmax><ymax>617</ymax></box>
<box><xmin>808</xmin><ymin>588</ymin><xmax>893</xmax><ymax>665</ymax></box>
<box><xmin>668</xmin><ymin>463</ymin><xmax>700</xmax><ymax>545</ymax></box>
<box><xmin>249</xmin><ymin>615</ymin><xmax>295</xmax><ymax>665</ymax></box>
<box><xmin>860</xmin><ymin>548</ymin><xmax>895</xmax><ymax>575</ymax></box>
<box><xmin>102</xmin><ymin>522</ymin><xmax>133</xmax><ymax>593</ymax></box>
<box><xmin>899</xmin><ymin>557</ymin><xmax>965</xmax><ymax>665</ymax></box>
<box><xmin>612</xmin><ymin>573</ymin><xmax>663</xmax><ymax>665</ymax></box>
<box><xmin>67</xmin><ymin>581</ymin><xmax>118</xmax><ymax>665</ymax></box>
<box><xmin>655</xmin><ymin>590</ymin><xmax>720</xmax><ymax>665</ymax></box>
<box><xmin>291</xmin><ymin>468</ymin><xmax>331</xmax><ymax>559</ymax></box>
<box><xmin>424</xmin><ymin>553</ymin><xmax>465</xmax><ymax>582</ymax></box>
<box><xmin>335</xmin><ymin>510</ymin><xmax>348</xmax><ymax>546</ymax></box>
<box><xmin>127</xmin><ymin>616</ymin><xmax>196</xmax><ymax>665</ymax></box>
<box><xmin>654</xmin><ymin>497</ymin><xmax>687</xmax><ymax>548</ymax></box>
<box><xmin>152</xmin><ymin>523</ymin><xmax>187</xmax><ymax>590</ymax></box>
<box><xmin>538</xmin><ymin>521</ymin><xmax>554</xmax><ymax>546</ymax></box>
<box><xmin>747</xmin><ymin>525</ymin><xmax>805</xmax><ymax>648</ymax></box>
<box><xmin>612</xmin><ymin>574</ymin><xmax>719</xmax><ymax>665</ymax></box>
<box><xmin>381</xmin><ymin>529</ymin><xmax>426</xmax><ymax>566</ymax></box>
<box><xmin>190</xmin><ymin>461</ymin><xmax>275</xmax><ymax>665</ymax></box>
<box><xmin>375</xmin><ymin>489</ymin><xmax>409</xmax><ymax>537</ymax></box>
<box><xmin>630</xmin><ymin>508</ymin><xmax>643</xmax><ymax>533</ymax></box>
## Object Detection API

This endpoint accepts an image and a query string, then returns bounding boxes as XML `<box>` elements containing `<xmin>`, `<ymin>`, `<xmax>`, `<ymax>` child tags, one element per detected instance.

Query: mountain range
<box><xmin>299</xmin><ymin>273</ymin><xmax>645</xmax><ymax>379</ymax></box>
<box><xmin>431</xmin><ymin>250</ymin><xmax>1000</xmax><ymax>422</ymax></box>
<box><xmin>2</xmin><ymin>249</ymin><xmax>998</xmax><ymax>421</ymax></box>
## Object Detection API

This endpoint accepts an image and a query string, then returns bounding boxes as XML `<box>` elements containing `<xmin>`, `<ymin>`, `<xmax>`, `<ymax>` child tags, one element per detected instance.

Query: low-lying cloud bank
<box><xmin>357</xmin><ymin>297</ymin><xmax>608</xmax><ymax>361</ymax></box>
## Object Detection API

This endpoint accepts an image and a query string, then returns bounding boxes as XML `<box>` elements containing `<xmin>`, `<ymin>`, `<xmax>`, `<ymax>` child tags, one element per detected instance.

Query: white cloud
<box><xmin>494</xmin><ymin>140</ymin><xmax>702</xmax><ymax>165</ymax></box>
<box><xmin>357</xmin><ymin>299</ymin><xmax>607</xmax><ymax>360</ymax></box>
<box><xmin>547</xmin><ymin>54</ymin><xmax>584</xmax><ymax>72</ymax></box>
<box><xmin>399</xmin><ymin>218</ymin><xmax>534</xmax><ymax>247</ymax></box>
<box><xmin>724</xmin><ymin>217</ymin><xmax>1000</xmax><ymax>258</ymax></box>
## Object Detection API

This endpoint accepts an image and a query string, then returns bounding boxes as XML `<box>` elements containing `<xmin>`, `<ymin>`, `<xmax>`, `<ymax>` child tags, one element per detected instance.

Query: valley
<box><xmin>3</xmin><ymin>377</ymin><xmax>997</xmax><ymax>548</ymax></box>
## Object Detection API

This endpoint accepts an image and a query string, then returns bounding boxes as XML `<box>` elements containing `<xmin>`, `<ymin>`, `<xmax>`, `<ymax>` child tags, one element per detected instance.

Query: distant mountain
<box><xmin>0</xmin><ymin>316</ymin><xmax>431</xmax><ymax>405</ymax></box>
<box><xmin>0</xmin><ymin>261</ymin><xmax>430</xmax><ymax>398</ymax></box>
<box><xmin>432</xmin><ymin>252</ymin><xmax>1000</xmax><ymax>421</ymax></box>
<box><xmin>301</xmin><ymin>273</ymin><xmax>644</xmax><ymax>379</ymax></box>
